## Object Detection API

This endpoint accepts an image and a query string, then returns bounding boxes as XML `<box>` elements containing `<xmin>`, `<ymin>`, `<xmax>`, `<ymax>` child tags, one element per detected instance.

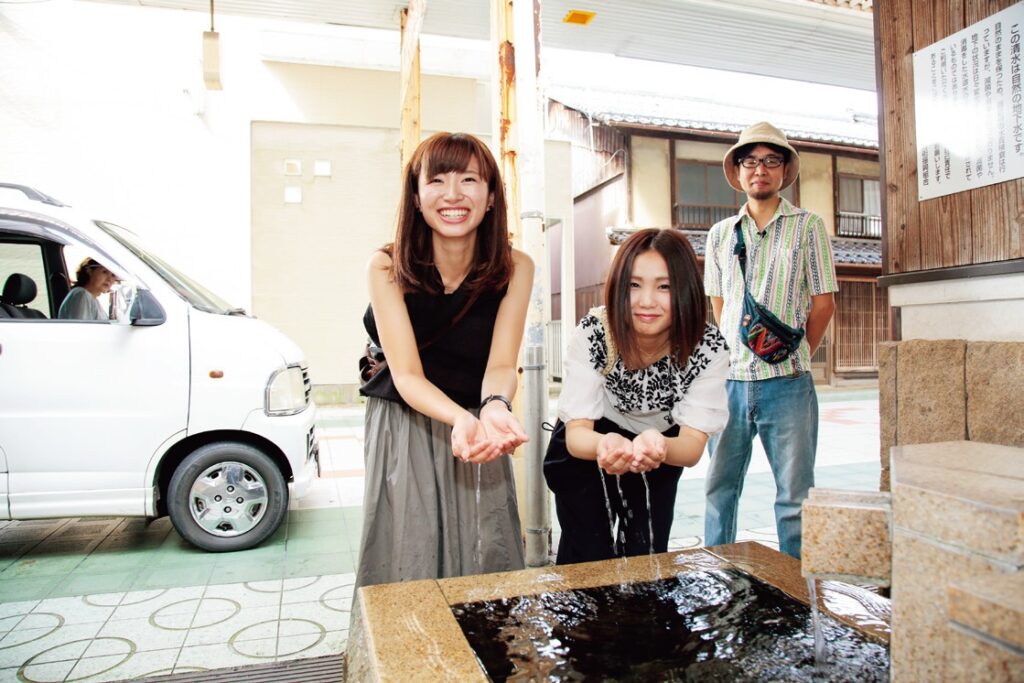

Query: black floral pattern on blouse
<box><xmin>580</xmin><ymin>312</ymin><xmax>729</xmax><ymax>426</ymax></box>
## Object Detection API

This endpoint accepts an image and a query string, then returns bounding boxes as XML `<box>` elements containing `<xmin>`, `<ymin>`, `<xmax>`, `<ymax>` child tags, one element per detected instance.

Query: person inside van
<box><xmin>58</xmin><ymin>257</ymin><xmax>118</xmax><ymax>320</ymax></box>
<box><xmin>356</xmin><ymin>132</ymin><xmax>533</xmax><ymax>589</ymax></box>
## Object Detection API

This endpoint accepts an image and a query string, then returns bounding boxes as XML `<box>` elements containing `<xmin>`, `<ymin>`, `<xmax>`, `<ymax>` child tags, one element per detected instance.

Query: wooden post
<box><xmin>491</xmin><ymin>0</ymin><xmax>519</xmax><ymax>244</ymax></box>
<box><xmin>399</xmin><ymin>1</ymin><xmax>425</xmax><ymax>169</ymax></box>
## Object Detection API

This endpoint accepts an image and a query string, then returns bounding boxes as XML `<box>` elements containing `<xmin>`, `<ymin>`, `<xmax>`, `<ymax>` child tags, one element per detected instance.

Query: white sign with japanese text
<box><xmin>913</xmin><ymin>3</ymin><xmax>1024</xmax><ymax>200</ymax></box>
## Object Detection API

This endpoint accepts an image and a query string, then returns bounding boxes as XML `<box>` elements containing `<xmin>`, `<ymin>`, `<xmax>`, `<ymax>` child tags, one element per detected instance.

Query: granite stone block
<box><xmin>896</xmin><ymin>339</ymin><xmax>966</xmax><ymax>445</ymax></box>
<box><xmin>348</xmin><ymin>579</ymin><xmax>487</xmax><ymax>682</ymax></box>
<box><xmin>891</xmin><ymin>442</ymin><xmax>1024</xmax><ymax>563</ymax></box>
<box><xmin>878</xmin><ymin>341</ymin><xmax>898</xmax><ymax>470</ymax></box>
<box><xmin>891</xmin><ymin>530</ymin><xmax>1008</xmax><ymax>682</ymax></box>
<box><xmin>946</xmin><ymin>622</ymin><xmax>1024</xmax><ymax>683</ymax></box>
<box><xmin>801</xmin><ymin>495</ymin><xmax>892</xmax><ymax>585</ymax></box>
<box><xmin>967</xmin><ymin>342</ymin><xmax>1024</xmax><ymax>447</ymax></box>
<box><xmin>948</xmin><ymin>572</ymin><xmax>1024</xmax><ymax>650</ymax></box>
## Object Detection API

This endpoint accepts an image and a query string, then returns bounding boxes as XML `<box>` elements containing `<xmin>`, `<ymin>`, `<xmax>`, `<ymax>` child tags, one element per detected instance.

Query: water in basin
<box><xmin>452</xmin><ymin>567</ymin><xmax>888</xmax><ymax>682</ymax></box>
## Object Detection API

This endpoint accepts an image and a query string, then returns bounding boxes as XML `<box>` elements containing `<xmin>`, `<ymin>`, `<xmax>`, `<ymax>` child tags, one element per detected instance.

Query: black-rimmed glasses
<box><xmin>739</xmin><ymin>155</ymin><xmax>784</xmax><ymax>169</ymax></box>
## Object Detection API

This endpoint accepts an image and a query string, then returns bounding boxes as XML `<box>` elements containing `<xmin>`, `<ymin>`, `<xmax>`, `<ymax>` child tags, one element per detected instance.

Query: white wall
<box><xmin>2</xmin><ymin>1</ymin><xmax>576</xmax><ymax>391</ymax></box>
<box><xmin>889</xmin><ymin>274</ymin><xmax>1024</xmax><ymax>342</ymax></box>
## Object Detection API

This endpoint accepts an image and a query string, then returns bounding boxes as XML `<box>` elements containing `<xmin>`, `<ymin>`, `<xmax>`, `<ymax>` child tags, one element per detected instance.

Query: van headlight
<box><xmin>265</xmin><ymin>365</ymin><xmax>309</xmax><ymax>415</ymax></box>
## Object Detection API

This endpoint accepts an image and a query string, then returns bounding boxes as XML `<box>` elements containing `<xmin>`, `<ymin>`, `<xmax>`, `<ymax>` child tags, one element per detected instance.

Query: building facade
<box><xmin>547</xmin><ymin>96</ymin><xmax>889</xmax><ymax>382</ymax></box>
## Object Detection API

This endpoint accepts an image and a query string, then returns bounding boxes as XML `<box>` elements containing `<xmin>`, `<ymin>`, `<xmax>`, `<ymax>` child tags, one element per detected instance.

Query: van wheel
<box><xmin>167</xmin><ymin>442</ymin><xmax>288</xmax><ymax>552</ymax></box>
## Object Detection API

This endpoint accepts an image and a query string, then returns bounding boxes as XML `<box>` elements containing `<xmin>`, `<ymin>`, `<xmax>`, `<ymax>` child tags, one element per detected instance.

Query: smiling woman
<box><xmin>355</xmin><ymin>132</ymin><xmax>534</xmax><ymax>591</ymax></box>
<box><xmin>57</xmin><ymin>257</ymin><xmax>118</xmax><ymax>320</ymax></box>
<box><xmin>543</xmin><ymin>228</ymin><xmax>730</xmax><ymax>565</ymax></box>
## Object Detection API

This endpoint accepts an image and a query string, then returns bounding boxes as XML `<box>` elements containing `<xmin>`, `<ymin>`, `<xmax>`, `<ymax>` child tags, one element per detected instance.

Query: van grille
<box><xmin>306</xmin><ymin>425</ymin><xmax>317</xmax><ymax>462</ymax></box>
<box><xmin>301</xmin><ymin>365</ymin><xmax>312</xmax><ymax>405</ymax></box>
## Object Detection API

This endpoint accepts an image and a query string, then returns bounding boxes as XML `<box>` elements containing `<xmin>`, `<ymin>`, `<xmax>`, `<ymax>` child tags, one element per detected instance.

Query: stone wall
<box><xmin>878</xmin><ymin>340</ymin><xmax>1024</xmax><ymax>491</ymax></box>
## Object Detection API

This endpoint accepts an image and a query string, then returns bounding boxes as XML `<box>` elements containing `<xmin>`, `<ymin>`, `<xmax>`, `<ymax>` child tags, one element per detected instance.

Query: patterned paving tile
<box><xmin>0</xmin><ymin>622</ymin><xmax>104</xmax><ymax>669</ymax></box>
<box><xmin>0</xmin><ymin>574</ymin><xmax>359</xmax><ymax>682</ymax></box>
<box><xmin>89</xmin><ymin>648</ymin><xmax>180</xmax><ymax>682</ymax></box>
<box><xmin>96</xmin><ymin>617</ymin><xmax>188</xmax><ymax>652</ymax></box>
<box><xmin>7</xmin><ymin>657</ymin><xmax>75</xmax><ymax>683</ymax></box>
<box><xmin>181</xmin><ymin>604</ymin><xmax>281</xmax><ymax>647</ymax></box>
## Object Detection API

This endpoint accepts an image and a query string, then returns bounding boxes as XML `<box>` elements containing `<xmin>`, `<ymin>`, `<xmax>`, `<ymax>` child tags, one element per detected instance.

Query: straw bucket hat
<box><xmin>723</xmin><ymin>121</ymin><xmax>800</xmax><ymax>193</ymax></box>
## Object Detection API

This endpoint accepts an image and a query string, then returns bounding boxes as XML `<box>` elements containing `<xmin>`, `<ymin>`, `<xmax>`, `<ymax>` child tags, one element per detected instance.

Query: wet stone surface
<box><xmin>452</xmin><ymin>568</ymin><xmax>889</xmax><ymax>682</ymax></box>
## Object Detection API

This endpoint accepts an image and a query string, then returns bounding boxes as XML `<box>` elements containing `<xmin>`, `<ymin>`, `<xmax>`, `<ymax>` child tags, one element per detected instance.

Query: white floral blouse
<box><xmin>557</xmin><ymin>306</ymin><xmax>731</xmax><ymax>436</ymax></box>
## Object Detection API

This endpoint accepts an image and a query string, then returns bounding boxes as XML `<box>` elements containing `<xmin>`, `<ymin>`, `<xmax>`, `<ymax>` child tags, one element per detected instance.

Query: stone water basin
<box><xmin>346</xmin><ymin>542</ymin><xmax>890</xmax><ymax>682</ymax></box>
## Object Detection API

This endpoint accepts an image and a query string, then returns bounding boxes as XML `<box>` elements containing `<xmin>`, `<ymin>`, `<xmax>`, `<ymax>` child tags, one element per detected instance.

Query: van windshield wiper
<box><xmin>226</xmin><ymin>307</ymin><xmax>249</xmax><ymax>316</ymax></box>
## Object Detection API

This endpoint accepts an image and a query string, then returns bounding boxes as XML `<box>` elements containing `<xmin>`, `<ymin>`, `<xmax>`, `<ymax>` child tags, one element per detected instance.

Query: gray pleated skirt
<box><xmin>355</xmin><ymin>396</ymin><xmax>525</xmax><ymax>589</ymax></box>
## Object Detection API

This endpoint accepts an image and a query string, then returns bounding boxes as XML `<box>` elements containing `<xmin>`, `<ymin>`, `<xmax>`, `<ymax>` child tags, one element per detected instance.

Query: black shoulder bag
<box><xmin>734</xmin><ymin>224</ymin><xmax>804</xmax><ymax>364</ymax></box>
<box><xmin>358</xmin><ymin>284</ymin><xmax>482</xmax><ymax>387</ymax></box>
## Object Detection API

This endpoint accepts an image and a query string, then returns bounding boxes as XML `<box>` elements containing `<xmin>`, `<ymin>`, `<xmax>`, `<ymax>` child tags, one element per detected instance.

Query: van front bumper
<box><xmin>241</xmin><ymin>401</ymin><xmax>319</xmax><ymax>499</ymax></box>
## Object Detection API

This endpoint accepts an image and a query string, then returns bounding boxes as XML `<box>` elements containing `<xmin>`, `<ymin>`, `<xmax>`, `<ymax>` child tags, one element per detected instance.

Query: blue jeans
<box><xmin>703</xmin><ymin>372</ymin><xmax>818</xmax><ymax>558</ymax></box>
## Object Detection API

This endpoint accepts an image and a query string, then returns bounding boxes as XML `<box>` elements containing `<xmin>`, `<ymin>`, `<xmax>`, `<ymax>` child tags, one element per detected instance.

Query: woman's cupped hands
<box><xmin>451</xmin><ymin>406</ymin><xmax>529</xmax><ymax>464</ymax></box>
<box><xmin>596</xmin><ymin>429</ymin><xmax>667</xmax><ymax>475</ymax></box>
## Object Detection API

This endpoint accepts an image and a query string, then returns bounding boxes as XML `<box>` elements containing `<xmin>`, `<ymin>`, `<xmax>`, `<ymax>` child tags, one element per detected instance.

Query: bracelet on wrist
<box><xmin>480</xmin><ymin>394</ymin><xmax>512</xmax><ymax>412</ymax></box>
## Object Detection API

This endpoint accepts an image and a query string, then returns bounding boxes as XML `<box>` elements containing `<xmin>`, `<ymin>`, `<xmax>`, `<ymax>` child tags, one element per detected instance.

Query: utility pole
<box><xmin>491</xmin><ymin>0</ymin><xmax>551</xmax><ymax>567</ymax></box>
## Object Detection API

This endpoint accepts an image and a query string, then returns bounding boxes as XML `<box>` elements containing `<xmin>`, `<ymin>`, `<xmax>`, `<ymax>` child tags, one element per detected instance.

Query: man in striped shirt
<box><xmin>702</xmin><ymin>122</ymin><xmax>837</xmax><ymax>559</ymax></box>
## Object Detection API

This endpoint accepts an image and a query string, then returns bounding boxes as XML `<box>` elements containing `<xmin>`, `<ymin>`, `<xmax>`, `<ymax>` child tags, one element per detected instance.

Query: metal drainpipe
<box><xmin>521</xmin><ymin>343</ymin><xmax>550</xmax><ymax>566</ymax></box>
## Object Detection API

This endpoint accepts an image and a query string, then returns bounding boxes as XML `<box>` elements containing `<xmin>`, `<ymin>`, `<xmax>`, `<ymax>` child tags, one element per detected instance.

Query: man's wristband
<box><xmin>480</xmin><ymin>394</ymin><xmax>512</xmax><ymax>412</ymax></box>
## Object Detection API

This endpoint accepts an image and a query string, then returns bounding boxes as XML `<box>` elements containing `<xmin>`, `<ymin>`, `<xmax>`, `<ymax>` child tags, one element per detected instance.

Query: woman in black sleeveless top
<box><xmin>355</xmin><ymin>133</ymin><xmax>533</xmax><ymax>589</ymax></box>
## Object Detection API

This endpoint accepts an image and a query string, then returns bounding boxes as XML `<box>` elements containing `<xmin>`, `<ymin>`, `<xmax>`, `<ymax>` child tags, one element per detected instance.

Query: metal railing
<box><xmin>836</xmin><ymin>212</ymin><xmax>882</xmax><ymax>239</ymax></box>
<box><xmin>674</xmin><ymin>204</ymin><xmax>737</xmax><ymax>229</ymax></box>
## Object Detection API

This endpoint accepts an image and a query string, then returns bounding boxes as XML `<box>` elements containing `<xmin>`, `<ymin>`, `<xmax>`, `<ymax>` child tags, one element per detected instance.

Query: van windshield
<box><xmin>95</xmin><ymin>221</ymin><xmax>241</xmax><ymax>315</ymax></box>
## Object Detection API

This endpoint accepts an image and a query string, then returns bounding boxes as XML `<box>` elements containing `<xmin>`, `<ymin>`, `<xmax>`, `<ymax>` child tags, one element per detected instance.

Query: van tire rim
<box><xmin>188</xmin><ymin>461</ymin><xmax>269</xmax><ymax>537</ymax></box>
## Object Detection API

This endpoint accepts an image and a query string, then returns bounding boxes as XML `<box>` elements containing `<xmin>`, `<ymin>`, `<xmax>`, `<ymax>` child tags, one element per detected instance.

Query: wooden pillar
<box><xmin>399</xmin><ymin>1</ymin><xmax>424</xmax><ymax>169</ymax></box>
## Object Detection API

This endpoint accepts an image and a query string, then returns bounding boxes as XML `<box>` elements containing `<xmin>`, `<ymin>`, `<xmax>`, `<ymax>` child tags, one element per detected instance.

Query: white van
<box><xmin>0</xmin><ymin>184</ymin><xmax>318</xmax><ymax>551</ymax></box>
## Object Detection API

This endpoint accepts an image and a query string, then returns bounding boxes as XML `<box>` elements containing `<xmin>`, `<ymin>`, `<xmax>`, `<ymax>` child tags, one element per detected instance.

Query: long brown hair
<box><xmin>388</xmin><ymin>132</ymin><xmax>513</xmax><ymax>296</ymax></box>
<box><xmin>604</xmin><ymin>229</ymin><xmax>706</xmax><ymax>370</ymax></box>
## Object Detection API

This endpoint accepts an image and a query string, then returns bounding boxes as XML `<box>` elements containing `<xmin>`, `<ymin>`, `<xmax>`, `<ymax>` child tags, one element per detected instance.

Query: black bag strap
<box><xmin>733</xmin><ymin>222</ymin><xmax>749</xmax><ymax>280</ymax></box>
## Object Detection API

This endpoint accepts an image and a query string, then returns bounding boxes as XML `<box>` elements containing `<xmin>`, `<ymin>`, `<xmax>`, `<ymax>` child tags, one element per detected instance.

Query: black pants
<box><xmin>543</xmin><ymin>418</ymin><xmax>683</xmax><ymax>565</ymax></box>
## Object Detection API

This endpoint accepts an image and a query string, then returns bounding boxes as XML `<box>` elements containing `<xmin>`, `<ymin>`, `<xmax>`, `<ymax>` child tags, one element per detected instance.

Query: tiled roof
<box><xmin>606</xmin><ymin>228</ymin><xmax>881</xmax><ymax>267</ymax></box>
<box><xmin>807</xmin><ymin>0</ymin><xmax>872</xmax><ymax>10</ymax></box>
<box><xmin>831</xmin><ymin>237</ymin><xmax>882</xmax><ymax>265</ymax></box>
<box><xmin>549</xmin><ymin>86</ymin><xmax>878</xmax><ymax>149</ymax></box>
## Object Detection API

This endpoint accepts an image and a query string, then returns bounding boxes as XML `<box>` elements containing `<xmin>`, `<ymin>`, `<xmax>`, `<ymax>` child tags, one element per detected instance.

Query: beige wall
<box><xmin>251</xmin><ymin>123</ymin><xmax>402</xmax><ymax>388</ymax></box>
<box><xmin>630</xmin><ymin>137</ymin><xmax>672</xmax><ymax>227</ymax></box>
<box><xmin>675</xmin><ymin>139</ymin><xmax>730</xmax><ymax>163</ymax></box>
<box><xmin>797</xmin><ymin>152</ymin><xmax>835</xmax><ymax>236</ymax></box>
<box><xmin>837</xmin><ymin>156</ymin><xmax>880</xmax><ymax>177</ymax></box>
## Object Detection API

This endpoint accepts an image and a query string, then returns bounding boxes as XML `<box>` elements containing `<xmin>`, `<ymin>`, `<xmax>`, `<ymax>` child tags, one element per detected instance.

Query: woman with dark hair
<box><xmin>356</xmin><ymin>132</ymin><xmax>533</xmax><ymax>588</ymax></box>
<box><xmin>543</xmin><ymin>228</ymin><xmax>729</xmax><ymax>565</ymax></box>
<box><xmin>58</xmin><ymin>257</ymin><xmax>117</xmax><ymax>320</ymax></box>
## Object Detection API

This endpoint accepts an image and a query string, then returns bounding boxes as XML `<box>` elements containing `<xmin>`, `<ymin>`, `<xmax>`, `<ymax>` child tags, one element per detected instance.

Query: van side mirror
<box><xmin>130</xmin><ymin>289</ymin><xmax>166</xmax><ymax>326</ymax></box>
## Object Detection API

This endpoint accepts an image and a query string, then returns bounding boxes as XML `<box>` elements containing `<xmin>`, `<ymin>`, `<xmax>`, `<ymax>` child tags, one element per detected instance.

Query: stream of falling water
<box><xmin>807</xmin><ymin>576</ymin><xmax>828</xmax><ymax>666</ymax></box>
<box><xmin>641</xmin><ymin>472</ymin><xmax>653</xmax><ymax>554</ymax></box>
<box><xmin>475</xmin><ymin>463</ymin><xmax>482</xmax><ymax>571</ymax></box>
<box><xmin>598</xmin><ymin>468</ymin><xmax>617</xmax><ymax>553</ymax></box>
<box><xmin>615</xmin><ymin>475</ymin><xmax>628</xmax><ymax>551</ymax></box>
<box><xmin>596</xmin><ymin>465</ymin><xmax>657</xmax><ymax>558</ymax></box>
